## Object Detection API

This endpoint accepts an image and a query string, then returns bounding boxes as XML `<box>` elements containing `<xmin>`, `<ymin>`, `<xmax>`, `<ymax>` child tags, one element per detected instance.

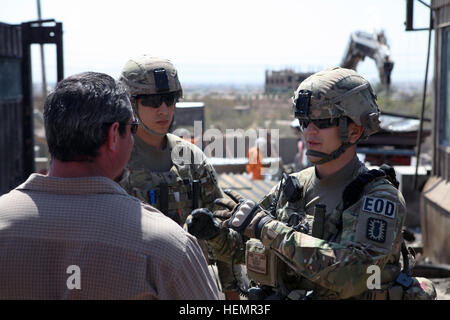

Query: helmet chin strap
<box><xmin>140</xmin><ymin>119</ymin><xmax>167</xmax><ymax>137</ymax></box>
<box><xmin>306</xmin><ymin>142</ymin><xmax>354</xmax><ymax>165</ymax></box>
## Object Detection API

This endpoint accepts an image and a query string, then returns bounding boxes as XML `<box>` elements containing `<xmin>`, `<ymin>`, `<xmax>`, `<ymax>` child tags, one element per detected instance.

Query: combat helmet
<box><xmin>119</xmin><ymin>55</ymin><xmax>183</xmax><ymax>136</ymax></box>
<box><xmin>292</xmin><ymin>66</ymin><xmax>381</xmax><ymax>164</ymax></box>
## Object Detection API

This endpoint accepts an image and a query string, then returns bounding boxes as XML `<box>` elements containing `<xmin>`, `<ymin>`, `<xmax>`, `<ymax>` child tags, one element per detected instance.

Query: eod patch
<box><xmin>362</xmin><ymin>196</ymin><xmax>396</xmax><ymax>219</ymax></box>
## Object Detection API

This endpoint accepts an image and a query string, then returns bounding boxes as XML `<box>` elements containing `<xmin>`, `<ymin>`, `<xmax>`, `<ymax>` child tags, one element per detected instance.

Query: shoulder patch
<box><xmin>362</xmin><ymin>196</ymin><xmax>396</xmax><ymax>219</ymax></box>
<box><xmin>366</xmin><ymin>217</ymin><xmax>387</xmax><ymax>243</ymax></box>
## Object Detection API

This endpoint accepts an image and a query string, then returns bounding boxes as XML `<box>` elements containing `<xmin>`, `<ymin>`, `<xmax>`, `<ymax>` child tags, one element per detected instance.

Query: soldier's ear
<box><xmin>348</xmin><ymin>123</ymin><xmax>364</xmax><ymax>144</ymax></box>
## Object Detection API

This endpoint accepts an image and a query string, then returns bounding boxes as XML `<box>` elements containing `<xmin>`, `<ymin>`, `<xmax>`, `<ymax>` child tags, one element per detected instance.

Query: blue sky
<box><xmin>0</xmin><ymin>0</ymin><xmax>432</xmax><ymax>86</ymax></box>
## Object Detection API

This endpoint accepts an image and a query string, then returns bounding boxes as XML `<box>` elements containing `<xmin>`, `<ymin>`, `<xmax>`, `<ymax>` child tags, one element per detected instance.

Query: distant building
<box><xmin>171</xmin><ymin>101</ymin><xmax>205</xmax><ymax>134</ymax></box>
<box><xmin>264</xmin><ymin>69</ymin><xmax>313</xmax><ymax>94</ymax></box>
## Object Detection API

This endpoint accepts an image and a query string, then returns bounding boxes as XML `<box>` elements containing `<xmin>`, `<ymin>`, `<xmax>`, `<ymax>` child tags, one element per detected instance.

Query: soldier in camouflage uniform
<box><xmin>186</xmin><ymin>67</ymin><xmax>437</xmax><ymax>300</ymax></box>
<box><xmin>118</xmin><ymin>55</ymin><xmax>242</xmax><ymax>300</ymax></box>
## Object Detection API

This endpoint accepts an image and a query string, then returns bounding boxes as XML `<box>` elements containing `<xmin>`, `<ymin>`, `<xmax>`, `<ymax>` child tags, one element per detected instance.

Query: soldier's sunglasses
<box><xmin>127</xmin><ymin>120</ymin><xmax>140</xmax><ymax>134</ymax></box>
<box><xmin>298</xmin><ymin>118</ymin><xmax>340</xmax><ymax>131</ymax></box>
<box><xmin>137</xmin><ymin>92</ymin><xmax>180</xmax><ymax>108</ymax></box>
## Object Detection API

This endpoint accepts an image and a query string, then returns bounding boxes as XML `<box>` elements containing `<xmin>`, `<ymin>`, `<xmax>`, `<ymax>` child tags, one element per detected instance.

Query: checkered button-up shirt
<box><xmin>0</xmin><ymin>174</ymin><xmax>219</xmax><ymax>300</ymax></box>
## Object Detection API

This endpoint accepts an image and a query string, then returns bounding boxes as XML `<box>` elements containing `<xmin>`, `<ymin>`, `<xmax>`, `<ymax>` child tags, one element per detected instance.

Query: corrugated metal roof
<box><xmin>217</xmin><ymin>173</ymin><xmax>278</xmax><ymax>203</ymax></box>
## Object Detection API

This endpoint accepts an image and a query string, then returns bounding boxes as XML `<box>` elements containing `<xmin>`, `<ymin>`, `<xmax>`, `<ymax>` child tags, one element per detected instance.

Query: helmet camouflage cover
<box><xmin>119</xmin><ymin>55</ymin><xmax>183</xmax><ymax>137</ymax></box>
<box><xmin>292</xmin><ymin>66</ymin><xmax>381</xmax><ymax>138</ymax></box>
<box><xmin>119</xmin><ymin>54</ymin><xmax>182</xmax><ymax>97</ymax></box>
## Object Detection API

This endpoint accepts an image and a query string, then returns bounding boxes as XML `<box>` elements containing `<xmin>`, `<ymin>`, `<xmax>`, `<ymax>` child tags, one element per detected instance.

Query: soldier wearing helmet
<box><xmin>186</xmin><ymin>67</ymin><xmax>436</xmax><ymax>300</ymax></box>
<box><xmin>292</xmin><ymin>67</ymin><xmax>380</xmax><ymax>166</ymax></box>
<box><xmin>118</xmin><ymin>54</ymin><xmax>243</xmax><ymax>300</ymax></box>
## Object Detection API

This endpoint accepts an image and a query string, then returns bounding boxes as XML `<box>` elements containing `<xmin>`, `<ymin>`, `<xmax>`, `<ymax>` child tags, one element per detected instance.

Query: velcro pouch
<box><xmin>245</xmin><ymin>238</ymin><xmax>279</xmax><ymax>287</ymax></box>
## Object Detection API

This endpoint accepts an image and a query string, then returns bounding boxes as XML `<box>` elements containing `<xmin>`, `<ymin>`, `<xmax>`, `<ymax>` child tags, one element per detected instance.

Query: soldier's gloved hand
<box><xmin>213</xmin><ymin>189</ymin><xmax>246</xmax><ymax>221</ymax></box>
<box><xmin>185</xmin><ymin>208</ymin><xmax>221</xmax><ymax>240</ymax></box>
<box><xmin>227</xmin><ymin>199</ymin><xmax>273</xmax><ymax>239</ymax></box>
<box><xmin>223</xmin><ymin>188</ymin><xmax>246</xmax><ymax>203</ymax></box>
<box><xmin>213</xmin><ymin>198</ymin><xmax>237</xmax><ymax>221</ymax></box>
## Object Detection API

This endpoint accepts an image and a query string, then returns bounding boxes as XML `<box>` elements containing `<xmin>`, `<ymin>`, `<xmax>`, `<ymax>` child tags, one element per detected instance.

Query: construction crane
<box><xmin>341</xmin><ymin>30</ymin><xmax>394</xmax><ymax>90</ymax></box>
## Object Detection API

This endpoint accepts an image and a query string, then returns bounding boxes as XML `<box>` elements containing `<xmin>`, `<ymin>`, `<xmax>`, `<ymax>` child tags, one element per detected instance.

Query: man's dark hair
<box><xmin>44</xmin><ymin>72</ymin><xmax>132</xmax><ymax>162</ymax></box>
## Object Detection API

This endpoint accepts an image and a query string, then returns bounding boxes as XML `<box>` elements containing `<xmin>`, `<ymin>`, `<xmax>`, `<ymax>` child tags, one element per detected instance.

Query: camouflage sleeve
<box><xmin>200</xmin><ymin>160</ymin><xmax>225</xmax><ymax>211</ymax></box>
<box><xmin>258</xmin><ymin>179</ymin><xmax>406</xmax><ymax>299</ymax></box>
<box><xmin>206</xmin><ymin>228</ymin><xmax>246</xmax><ymax>264</ymax></box>
<box><xmin>206</xmin><ymin>181</ymin><xmax>285</xmax><ymax>265</ymax></box>
<box><xmin>191</xmin><ymin>152</ymin><xmax>224</xmax><ymax>212</ymax></box>
<box><xmin>206</xmin><ymin>178</ymin><xmax>286</xmax><ymax>265</ymax></box>
<box><xmin>258</xmin><ymin>181</ymin><xmax>281</xmax><ymax>212</ymax></box>
<box><xmin>117</xmin><ymin>168</ymin><xmax>146</xmax><ymax>202</ymax></box>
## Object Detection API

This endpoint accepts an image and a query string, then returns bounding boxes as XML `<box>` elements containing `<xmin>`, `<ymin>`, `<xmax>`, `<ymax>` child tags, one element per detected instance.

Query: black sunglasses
<box><xmin>298</xmin><ymin>118</ymin><xmax>340</xmax><ymax>131</ymax></box>
<box><xmin>127</xmin><ymin>120</ymin><xmax>139</xmax><ymax>134</ymax></box>
<box><xmin>137</xmin><ymin>92</ymin><xmax>180</xmax><ymax>108</ymax></box>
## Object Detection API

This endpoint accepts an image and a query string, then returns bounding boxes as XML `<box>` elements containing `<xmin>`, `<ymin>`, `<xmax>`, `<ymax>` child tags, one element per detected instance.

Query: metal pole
<box><xmin>56</xmin><ymin>22</ymin><xmax>64</xmax><ymax>81</ymax></box>
<box><xmin>21</xmin><ymin>22</ymin><xmax>36</xmax><ymax>176</ymax></box>
<box><xmin>36</xmin><ymin>0</ymin><xmax>47</xmax><ymax>98</ymax></box>
<box><xmin>414</xmin><ymin>8</ymin><xmax>433</xmax><ymax>190</ymax></box>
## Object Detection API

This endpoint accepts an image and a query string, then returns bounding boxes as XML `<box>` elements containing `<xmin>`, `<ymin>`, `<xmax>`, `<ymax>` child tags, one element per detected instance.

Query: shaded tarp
<box><xmin>378</xmin><ymin>114</ymin><xmax>421</xmax><ymax>132</ymax></box>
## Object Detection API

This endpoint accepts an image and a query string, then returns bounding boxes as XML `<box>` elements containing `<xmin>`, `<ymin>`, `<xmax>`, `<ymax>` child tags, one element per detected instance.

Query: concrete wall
<box><xmin>393</xmin><ymin>166</ymin><xmax>431</xmax><ymax>228</ymax></box>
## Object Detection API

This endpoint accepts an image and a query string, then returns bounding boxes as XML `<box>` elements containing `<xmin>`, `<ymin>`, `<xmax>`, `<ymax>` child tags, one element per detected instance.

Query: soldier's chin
<box><xmin>307</xmin><ymin>154</ymin><xmax>322</xmax><ymax>164</ymax></box>
<box><xmin>152</xmin><ymin>126</ymin><xmax>169</xmax><ymax>135</ymax></box>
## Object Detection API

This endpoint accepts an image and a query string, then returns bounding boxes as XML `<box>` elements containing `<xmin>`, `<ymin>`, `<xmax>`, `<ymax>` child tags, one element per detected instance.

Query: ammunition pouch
<box><xmin>245</xmin><ymin>238</ymin><xmax>280</xmax><ymax>288</ymax></box>
<box><xmin>366</xmin><ymin>284</ymin><xmax>403</xmax><ymax>300</ymax></box>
